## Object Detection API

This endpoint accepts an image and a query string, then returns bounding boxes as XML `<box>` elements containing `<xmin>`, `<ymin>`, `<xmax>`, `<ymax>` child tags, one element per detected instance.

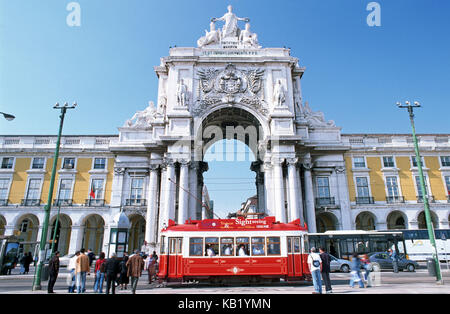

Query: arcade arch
<box><xmin>355</xmin><ymin>211</ymin><xmax>376</xmax><ymax>230</ymax></box>
<box><xmin>81</xmin><ymin>214</ymin><xmax>105</xmax><ymax>254</ymax></box>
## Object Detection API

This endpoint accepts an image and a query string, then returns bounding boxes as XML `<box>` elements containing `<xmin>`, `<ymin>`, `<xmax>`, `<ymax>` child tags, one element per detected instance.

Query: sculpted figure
<box><xmin>239</xmin><ymin>23</ymin><xmax>258</xmax><ymax>46</ymax></box>
<box><xmin>273</xmin><ymin>80</ymin><xmax>286</xmax><ymax>107</ymax></box>
<box><xmin>176</xmin><ymin>79</ymin><xmax>188</xmax><ymax>107</ymax></box>
<box><xmin>303</xmin><ymin>101</ymin><xmax>336</xmax><ymax>127</ymax></box>
<box><xmin>197</xmin><ymin>22</ymin><xmax>221</xmax><ymax>47</ymax></box>
<box><xmin>211</xmin><ymin>5</ymin><xmax>249</xmax><ymax>39</ymax></box>
<box><xmin>124</xmin><ymin>102</ymin><xmax>157</xmax><ymax>128</ymax></box>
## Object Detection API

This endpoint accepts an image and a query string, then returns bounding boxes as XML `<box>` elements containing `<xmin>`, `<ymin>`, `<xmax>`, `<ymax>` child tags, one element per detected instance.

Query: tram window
<box><xmin>205</xmin><ymin>237</ymin><xmax>219</xmax><ymax>256</ymax></box>
<box><xmin>251</xmin><ymin>237</ymin><xmax>265</xmax><ymax>256</ymax></box>
<box><xmin>160</xmin><ymin>236</ymin><xmax>166</xmax><ymax>254</ymax></box>
<box><xmin>236</xmin><ymin>237</ymin><xmax>250</xmax><ymax>256</ymax></box>
<box><xmin>293</xmin><ymin>237</ymin><xmax>301</xmax><ymax>253</ymax></box>
<box><xmin>221</xmin><ymin>238</ymin><xmax>234</xmax><ymax>256</ymax></box>
<box><xmin>169</xmin><ymin>238</ymin><xmax>177</xmax><ymax>254</ymax></box>
<box><xmin>287</xmin><ymin>237</ymin><xmax>292</xmax><ymax>254</ymax></box>
<box><xmin>189</xmin><ymin>238</ymin><xmax>203</xmax><ymax>256</ymax></box>
<box><xmin>267</xmin><ymin>237</ymin><xmax>281</xmax><ymax>255</ymax></box>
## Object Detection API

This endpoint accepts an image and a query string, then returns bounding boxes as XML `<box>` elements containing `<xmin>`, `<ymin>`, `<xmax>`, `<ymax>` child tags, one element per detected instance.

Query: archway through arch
<box><xmin>355</xmin><ymin>211</ymin><xmax>377</xmax><ymax>230</ymax></box>
<box><xmin>81</xmin><ymin>214</ymin><xmax>105</xmax><ymax>254</ymax></box>
<box><xmin>387</xmin><ymin>210</ymin><xmax>407</xmax><ymax>230</ymax></box>
<box><xmin>418</xmin><ymin>210</ymin><xmax>438</xmax><ymax>229</ymax></box>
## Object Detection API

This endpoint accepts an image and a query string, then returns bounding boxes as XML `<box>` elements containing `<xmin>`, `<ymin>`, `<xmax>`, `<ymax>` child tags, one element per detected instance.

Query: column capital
<box><xmin>179</xmin><ymin>159</ymin><xmax>191</xmax><ymax>167</ymax></box>
<box><xmin>162</xmin><ymin>158</ymin><xmax>176</xmax><ymax>168</ymax></box>
<box><xmin>149</xmin><ymin>164</ymin><xmax>160</xmax><ymax>171</ymax></box>
<box><xmin>114</xmin><ymin>167</ymin><xmax>126</xmax><ymax>175</ymax></box>
<box><xmin>271</xmin><ymin>157</ymin><xmax>284</xmax><ymax>165</ymax></box>
<box><xmin>286</xmin><ymin>157</ymin><xmax>299</xmax><ymax>167</ymax></box>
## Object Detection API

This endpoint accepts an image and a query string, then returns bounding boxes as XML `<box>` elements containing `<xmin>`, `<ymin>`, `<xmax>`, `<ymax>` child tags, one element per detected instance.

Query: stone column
<box><xmin>336</xmin><ymin>166</ymin><xmax>352</xmax><ymax>230</ymax></box>
<box><xmin>287</xmin><ymin>158</ymin><xmax>300</xmax><ymax>222</ymax></box>
<box><xmin>263</xmin><ymin>161</ymin><xmax>274</xmax><ymax>217</ymax></box>
<box><xmin>162</xmin><ymin>159</ymin><xmax>176</xmax><ymax>227</ymax></box>
<box><xmin>188</xmin><ymin>162</ymin><xmax>199</xmax><ymax>220</ymax></box>
<box><xmin>251</xmin><ymin>161</ymin><xmax>265</xmax><ymax>213</ymax></box>
<box><xmin>111</xmin><ymin>167</ymin><xmax>126</xmax><ymax>207</ymax></box>
<box><xmin>303</xmin><ymin>159</ymin><xmax>316</xmax><ymax>233</ymax></box>
<box><xmin>68</xmin><ymin>225</ymin><xmax>84</xmax><ymax>254</ymax></box>
<box><xmin>145</xmin><ymin>165</ymin><xmax>159</xmax><ymax>245</ymax></box>
<box><xmin>178</xmin><ymin>160</ymin><xmax>190</xmax><ymax>224</ymax></box>
<box><xmin>272</xmin><ymin>157</ymin><xmax>286</xmax><ymax>223</ymax></box>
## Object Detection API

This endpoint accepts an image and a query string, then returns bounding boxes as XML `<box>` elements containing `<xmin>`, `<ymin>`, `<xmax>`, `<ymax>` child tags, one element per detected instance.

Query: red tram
<box><xmin>158</xmin><ymin>216</ymin><xmax>312</xmax><ymax>284</ymax></box>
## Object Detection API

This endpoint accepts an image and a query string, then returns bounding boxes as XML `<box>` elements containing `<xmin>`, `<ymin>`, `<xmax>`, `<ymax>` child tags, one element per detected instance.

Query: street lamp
<box><xmin>32</xmin><ymin>102</ymin><xmax>77</xmax><ymax>291</ymax></box>
<box><xmin>397</xmin><ymin>101</ymin><xmax>443</xmax><ymax>284</ymax></box>
<box><xmin>0</xmin><ymin>112</ymin><xmax>15</xmax><ymax>121</ymax></box>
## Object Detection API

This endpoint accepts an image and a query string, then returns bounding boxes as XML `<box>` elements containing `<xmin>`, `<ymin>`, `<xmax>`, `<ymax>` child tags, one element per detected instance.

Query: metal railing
<box><xmin>315</xmin><ymin>197</ymin><xmax>336</xmax><ymax>207</ymax></box>
<box><xmin>386</xmin><ymin>196</ymin><xmax>405</xmax><ymax>204</ymax></box>
<box><xmin>0</xmin><ymin>199</ymin><xmax>9</xmax><ymax>206</ymax></box>
<box><xmin>21</xmin><ymin>199</ymin><xmax>41</xmax><ymax>206</ymax></box>
<box><xmin>125</xmin><ymin>199</ymin><xmax>147</xmax><ymax>206</ymax></box>
<box><xmin>355</xmin><ymin>196</ymin><xmax>375</xmax><ymax>205</ymax></box>
<box><xmin>417</xmin><ymin>195</ymin><xmax>435</xmax><ymax>203</ymax></box>
<box><xmin>85</xmin><ymin>199</ymin><xmax>105</xmax><ymax>207</ymax></box>
<box><xmin>53</xmin><ymin>199</ymin><xmax>73</xmax><ymax>206</ymax></box>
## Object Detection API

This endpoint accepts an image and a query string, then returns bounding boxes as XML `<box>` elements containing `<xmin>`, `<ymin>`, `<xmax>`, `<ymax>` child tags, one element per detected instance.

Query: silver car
<box><xmin>330</xmin><ymin>255</ymin><xmax>350</xmax><ymax>273</ymax></box>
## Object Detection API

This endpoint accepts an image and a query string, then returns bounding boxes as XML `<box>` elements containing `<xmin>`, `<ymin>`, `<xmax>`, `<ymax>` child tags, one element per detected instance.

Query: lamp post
<box><xmin>397</xmin><ymin>101</ymin><xmax>443</xmax><ymax>284</ymax></box>
<box><xmin>32</xmin><ymin>102</ymin><xmax>77</xmax><ymax>291</ymax></box>
<box><xmin>0</xmin><ymin>112</ymin><xmax>15</xmax><ymax>121</ymax></box>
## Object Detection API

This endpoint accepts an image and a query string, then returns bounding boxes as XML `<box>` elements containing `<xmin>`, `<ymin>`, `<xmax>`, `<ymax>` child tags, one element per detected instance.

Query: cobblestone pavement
<box><xmin>0</xmin><ymin>266</ymin><xmax>449</xmax><ymax>294</ymax></box>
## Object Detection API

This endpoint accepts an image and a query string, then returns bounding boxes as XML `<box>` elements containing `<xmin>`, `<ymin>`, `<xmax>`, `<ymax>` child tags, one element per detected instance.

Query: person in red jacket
<box><xmin>94</xmin><ymin>252</ymin><xmax>106</xmax><ymax>293</ymax></box>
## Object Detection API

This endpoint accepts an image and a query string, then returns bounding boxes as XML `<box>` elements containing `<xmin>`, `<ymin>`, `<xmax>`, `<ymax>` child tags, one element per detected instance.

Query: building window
<box><xmin>93</xmin><ymin>158</ymin><xmax>106</xmax><ymax>170</ymax></box>
<box><xmin>1</xmin><ymin>157</ymin><xmax>14</xmax><ymax>169</ymax></box>
<box><xmin>20</xmin><ymin>220</ymin><xmax>29</xmax><ymax>233</ymax></box>
<box><xmin>386</xmin><ymin>176</ymin><xmax>400</xmax><ymax>197</ymax></box>
<box><xmin>25</xmin><ymin>178</ymin><xmax>41</xmax><ymax>202</ymax></box>
<box><xmin>0</xmin><ymin>179</ymin><xmax>10</xmax><ymax>202</ymax></box>
<box><xmin>316</xmin><ymin>177</ymin><xmax>331</xmax><ymax>198</ymax></box>
<box><xmin>414</xmin><ymin>176</ymin><xmax>429</xmax><ymax>197</ymax></box>
<box><xmin>353</xmin><ymin>157</ymin><xmax>366</xmax><ymax>168</ymax></box>
<box><xmin>129</xmin><ymin>177</ymin><xmax>144</xmax><ymax>205</ymax></box>
<box><xmin>444</xmin><ymin>176</ymin><xmax>450</xmax><ymax>199</ymax></box>
<box><xmin>62</xmin><ymin>158</ymin><xmax>75</xmax><ymax>169</ymax></box>
<box><xmin>58</xmin><ymin>179</ymin><xmax>72</xmax><ymax>200</ymax></box>
<box><xmin>356</xmin><ymin>177</ymin><xmax>370</xmax><ymax>197</ymax></box>
<box><xmin>411</xmin><ymin>156</ymin><xmax>425</xmax><ymax>168</ymax></box>
<box><xmin>90</xmin><ymin>179</ymin><xmax>104</xmax><ymax>199</ymax></box>
<box><xmin>31</xmin><ymin>157</ymin><xmax>45</xmax><ymax>169</ymax></box>
<box><xmin>382</xmin><ymin>156</ymin><xmax>395</xmax><ymax>168</ymax></box>
<box><xmin>440</xmin><ymin>156</ymin><xmax>450</xmax><ymax>167</ymax></box>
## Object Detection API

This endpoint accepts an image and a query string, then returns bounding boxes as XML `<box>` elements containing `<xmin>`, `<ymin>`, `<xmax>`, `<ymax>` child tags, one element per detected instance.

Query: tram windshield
<box><xmin>308</xmin><ymin>231</ymin><xmax>405</xmax><ymax>260</ymax></box>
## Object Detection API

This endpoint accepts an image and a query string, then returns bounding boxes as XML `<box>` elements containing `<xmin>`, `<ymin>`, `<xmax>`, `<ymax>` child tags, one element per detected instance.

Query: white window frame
<box><xmin>61</xmin><ymin>157</ymin><xmax>77</xmax><ymax>170</ymax></box>
<box><xmin>30</xmin><ymin>157</ymin><xmax>46</xmax><ymax>170</ymax></box>
<box><xmin>384</xmin><ymin>175</ymin><xmax>403</xmax><ymax>200</ymax></box>
<box><xmin>382</xmin><ymin>156</ymin><xmax>396</xmax><ymax>168</ymax></box>
<box><xmin>0</xmin><ymin>157</ymin><xmax>15</xmax><ymax>170</ymax></box>
<box><xmin>92</xmin><ymin>157</ymin><xmax>107</xmax><ymax>170</ymax></box>
<box><xmin>0</xmin><ymin>178</ymin><xmax>11</xmax><ymax>202</ymax></box>
<box><xmin>88</xmin><ymin>176</ymin><xmax>106</xmax><ymax>200</ymax></box>
<box><xmin>56</xmin><ymin>177</ymin><xmax>75</xmax><ymax>202</ymax></box>
<box><xmin>24</xmin><ymin>177</ymin><xmax>43</xmax><ymax>202</ymax></box>
<box><xmin>439</xmin><ymin>156</ymin><xmax>450</xmax><ymax>168</ymax></box>
<box><xmin>354</xmin><ymin>176</ymin><xmax>372</xmax><ymax>198</ymax></box>
<box><xmin>352</xmin><ymin>156</ymin><xmax>366</xmax><ymax>168</ymax></box>
<box><xmin>410</xmin><ymin>155</ymin><xmax>426</xmax><ymax>169</ymax></box>
<box><xmin>413</xmin><ymin>175</ymin><xmax>432</xmax><ymax>198</ymax></box>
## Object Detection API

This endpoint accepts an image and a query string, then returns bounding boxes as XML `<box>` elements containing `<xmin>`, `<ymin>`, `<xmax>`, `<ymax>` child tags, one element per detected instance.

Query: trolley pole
<box><xmin>32</xmin><ymin>102</ymin><xmax>76</xmax><ymax>291</ymax></box>
<box><xmin>397</xmin><ymin>101</ymin><xmax>443</xmax><ymax>284</ymax></box>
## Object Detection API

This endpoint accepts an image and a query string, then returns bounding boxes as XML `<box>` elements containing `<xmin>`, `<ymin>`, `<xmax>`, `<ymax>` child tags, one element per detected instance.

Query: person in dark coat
<box><xmin>119</xmin><ymin>255</ymin><xmax>129</xmax><ymax>290</ymax></box>
<box><xmin>105</xmin><ymin>252</ymin><xmax>120</xmax><ymax>294</ymax></box>
<box><xmin>319</xmin><ymin>247</ymin><xmax>333</xmax><ymax>294</ymax></box>
<box><xmin>24</xmin><ymin>252</ymin><xmax>33</xmax><ymax>274</ymax></box>
<box><xmin>48</xmin><ymin>251</ymin><xmax>60</xmax><ymax>293</ymax></box>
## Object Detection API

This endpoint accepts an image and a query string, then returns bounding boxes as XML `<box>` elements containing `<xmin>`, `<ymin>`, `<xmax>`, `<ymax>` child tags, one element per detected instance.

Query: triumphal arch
<box><xmin>110</xmin><ymin>6</ymin><xmax>351</xmax><ymax>250</ymax></box>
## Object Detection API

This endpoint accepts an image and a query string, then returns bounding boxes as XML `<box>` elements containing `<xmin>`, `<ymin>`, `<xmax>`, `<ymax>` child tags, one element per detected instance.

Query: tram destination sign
<box><xmin>199</xmin><ymin>217</ymin><xmax>276</xmax><ymax>230</ymax></box>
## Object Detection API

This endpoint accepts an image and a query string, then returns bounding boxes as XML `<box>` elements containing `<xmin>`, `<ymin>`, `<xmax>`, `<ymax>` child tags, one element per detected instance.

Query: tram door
<box><xmin>168</xmin><ymin>237</ymin><xmax>183</xmax><ymax>278</ymax></box>
<box><xmin>287</xmin><ymin>236</ymin><xmax>303</xmax><ymax>277</ymax></box>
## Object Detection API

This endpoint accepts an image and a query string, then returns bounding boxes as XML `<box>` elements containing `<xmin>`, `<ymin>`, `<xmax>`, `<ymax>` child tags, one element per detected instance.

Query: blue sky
<box><xmin>1</xmin><ymin>0</ymin><xmax>449</xmax><ymax>218</ymax></box>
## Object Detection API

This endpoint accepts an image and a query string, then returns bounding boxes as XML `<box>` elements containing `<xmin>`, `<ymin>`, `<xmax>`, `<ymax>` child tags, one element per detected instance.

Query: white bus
<box><xmin>394</xmin><ymin>229</ymin><xmax>450</xmax><ymax>262</ymax></box>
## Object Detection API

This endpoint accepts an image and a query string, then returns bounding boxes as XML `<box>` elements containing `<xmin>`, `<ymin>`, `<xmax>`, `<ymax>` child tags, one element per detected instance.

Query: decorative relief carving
<box><xmin>194</xmin><ymin>63</ymin><xmax>267</xmax><ymax>116</ymax></box>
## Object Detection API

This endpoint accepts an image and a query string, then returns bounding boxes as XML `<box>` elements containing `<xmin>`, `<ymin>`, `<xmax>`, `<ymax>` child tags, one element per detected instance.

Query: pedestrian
<box><xmin>361</xmin><ymin>254</ymin><xmax>373</xmax><ymax>287</ymax></box>
<box><xmin>76</xmin><ymin>248</ymin><xmax>90</xmax><ymax>293</ymax></box>
<box><xmin>126</xmin><ymin>250</ymin><xmax>145</xmax><ymax>294</ymax></box>
<box><xmin>147</xmin><ymin>253</ymin><xmax>157</xmax><ymax>284</ymax></box>
<box><xmin>94</xmin><ymin>252</ymin><xmax>106</xmax><ymax>293</ymax></box>
<box><xmin>319</xmin><ymin>247</ymin><xmax>333</xmax><ymax>294</ymax></box>
<box><xmin>119</xmin><ymin>255</ymin><xmax>129</xmax><ymax>290</ymax></box>
<box><xmin>47</xmin><ymin>251</ymin><xmax>60</xmax><ymax>293</ymax></box>
<box><xmin>307</xmin><ymin>247</ymin><xmax>322</xmax><ymax>294</ymax></box>
<box><xmin>67</xmin><ymin>251</ymin><xmax>79</xmax><ymax>293</ymax></box>
<box><xmin>24</xmin><ymin>252</ymin><xmax>33</xmax><ymax>274</ymax></box>
<box><xmin>389</xmin><ymin>248</ymin><xmax>399</xmax><ymax>273</ymax></box>
<box><xmin>87</xmin><ymin>249</ymin><xmax>95</xmax><ymax>267</ymax></box>
<box><xmin>349</xmin><ymin>253</ymin><xmax>365</xmax><ymax>288</ymax></box>
<box><xmin>19</xmin><ymin>253</ymin><xmax>27</xmax><ymax>274</ymax></box>
<box><xmin>105</xmin><ymin>252</ymin><xmax>120</xmax><ymax>294</ymax></box>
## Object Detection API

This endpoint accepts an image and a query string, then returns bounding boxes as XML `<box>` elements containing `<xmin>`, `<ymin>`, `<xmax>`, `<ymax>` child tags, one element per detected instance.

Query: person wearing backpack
<box><xmin>307</xmin><ymin>247</ymin><xmax>323</xmax><ymax>294</ymax></box>
<box><xmin>93</xmin><ymin>252</ymin><xmax>106</xmax><ymax>293</ymax></box>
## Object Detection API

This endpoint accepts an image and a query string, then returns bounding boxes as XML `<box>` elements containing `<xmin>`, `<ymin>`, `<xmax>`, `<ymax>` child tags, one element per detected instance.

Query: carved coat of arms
<box><xmin>195</xmin><ymin>63</ymin><xmax>267</xmax><ymax>116</ymax></box>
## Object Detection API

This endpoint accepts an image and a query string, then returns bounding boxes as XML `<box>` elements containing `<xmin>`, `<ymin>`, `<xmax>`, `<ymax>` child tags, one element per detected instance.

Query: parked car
<box><xmin>368</xmin><ymin>252</ymin><xmax>418</xmax><ymax>272</ymax></box>
<box><xmin>330</xmin><ymin>255</ymin><xmax>351</xmax><ymax>273</ymax></box>
<box><xmin>59</xmin><ymin>253</ymin><xmax>76</xmax><ymax>267</ymax></box>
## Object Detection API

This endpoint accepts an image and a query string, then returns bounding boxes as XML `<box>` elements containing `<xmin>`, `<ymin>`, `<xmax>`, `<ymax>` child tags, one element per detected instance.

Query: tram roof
<box><xmin>162</xmin><ymin>216</ymin><xmax>308</xmax><ymax>232</ymax></box>
<box><xmin>308</xmin><ymin>230</ymin><xmax>404</xmax><ymax>236</ymax></box>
